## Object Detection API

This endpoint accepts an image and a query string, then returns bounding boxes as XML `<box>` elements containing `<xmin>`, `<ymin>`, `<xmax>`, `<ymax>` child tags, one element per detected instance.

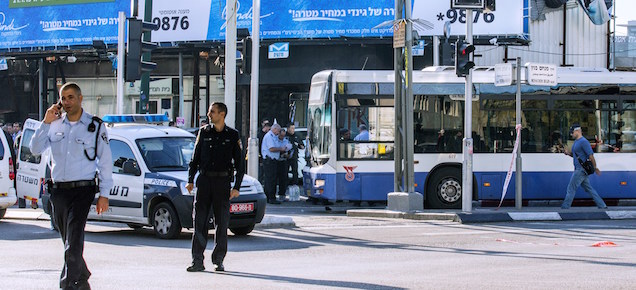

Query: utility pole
<box><xmin>225</xmin><ymin>0</ymin><xmax>237</xmax><ymax>127</ymax></box>
<box><xmin>248</xmin><ymin>0</ymin><xmax>260</xmax><ymax>178</ymax></box>
<box><xmin>388</xmin><ymin>0</ymin><xmax>423</xmax><ymax>212</ymax></box>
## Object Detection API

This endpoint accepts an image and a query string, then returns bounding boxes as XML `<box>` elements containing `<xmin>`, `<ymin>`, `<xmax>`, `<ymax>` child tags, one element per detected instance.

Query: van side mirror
<box><xmin>122</xmin><ymin>160</ymin><xmax>141</xmax><ymax>176</ymax></box>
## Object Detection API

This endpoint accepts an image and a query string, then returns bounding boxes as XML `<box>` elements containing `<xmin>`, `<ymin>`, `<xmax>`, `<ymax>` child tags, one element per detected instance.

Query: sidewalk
<box><xmin>347</xmin><ymin>205</ymin><xmax>636</xmax><ymax>223</ymax></box>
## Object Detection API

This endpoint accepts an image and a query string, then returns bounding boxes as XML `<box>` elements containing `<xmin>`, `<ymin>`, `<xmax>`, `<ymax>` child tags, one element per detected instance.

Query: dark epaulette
<box><xmin>92</xmin><ymin>116</ymin><xmax>103</xmax><ymax>125</ymax></box>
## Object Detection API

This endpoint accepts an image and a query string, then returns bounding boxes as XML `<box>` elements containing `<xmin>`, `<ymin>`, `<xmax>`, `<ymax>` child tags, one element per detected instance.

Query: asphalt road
<box><xmin>1</xmin><ymin>211</ymin><xmax>634</xmax><ymax>290</ymax></box>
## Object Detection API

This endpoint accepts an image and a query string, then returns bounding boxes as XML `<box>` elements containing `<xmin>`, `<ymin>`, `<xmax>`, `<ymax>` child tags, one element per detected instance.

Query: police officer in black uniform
<box><xmin>186</xmin><ymin>102</ymin><xmax>245</xmax><ymax>272</ymax></box>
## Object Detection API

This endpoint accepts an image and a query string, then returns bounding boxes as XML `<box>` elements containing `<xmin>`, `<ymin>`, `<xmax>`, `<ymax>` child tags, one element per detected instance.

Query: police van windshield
<box><xmin>136</xmin><ymin>137</ymin><xmax>195</xmax><ymax>172</ymax></box>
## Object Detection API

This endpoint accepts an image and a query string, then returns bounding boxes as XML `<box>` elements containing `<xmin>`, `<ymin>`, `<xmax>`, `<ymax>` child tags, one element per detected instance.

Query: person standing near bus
<box><xmin>261</xmin><ymin>123</ymin><xmax>287</xmax><ymax>204</ymax></box>
<box><xmin>186</xmin><ymin>102</ymin><xmax>244</xmax><ymax>272</ymax></box>
<box><xmin>31</xmin><ymin>82</ymin><xmax>113</xmax><ymax>290</ymax></box>
<box><xmin>562</xmin><ymin>124</ymin><xmax>607</xmax><ymax>209</ymax></box>
<box><xmin>286</xmin><ymin>123</ymin><xmax>304</xmax><ymax>185</ymax></box>
<box><xmin>276</xmin><ymin>128</ymin><xmax>292</xmax><ymax>201</ymax></box>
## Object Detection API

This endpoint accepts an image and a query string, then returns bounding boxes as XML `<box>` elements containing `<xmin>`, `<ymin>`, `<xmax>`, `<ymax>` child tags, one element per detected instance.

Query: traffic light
<box><xmin>455</xmin><ymin>40</ymin><xmax>475</xmax><ymax>77</ymax></box>
<box><xmin>236</xmin><ymin>37</ymin><xmax>252</xmax><ymax>75</ymax></box>
<box><xmin>485</xmin><ymin>0</ymin><xmax>496</xmax><ymax>11</ymax></box>
<box><xmin>125</xmin><ymin>18</ymin><xmax>159</xmax><ymax>82</ymax></box>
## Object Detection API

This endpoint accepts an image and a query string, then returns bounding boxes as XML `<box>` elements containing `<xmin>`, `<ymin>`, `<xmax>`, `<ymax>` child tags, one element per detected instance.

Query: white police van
<box><xmin>0</xmin><ymin>131</ymin><xmax>17</xmax><ymax>220</ymax></box>
<box><xmin>17</xmin><ymin>114</ymin><xmax>266</xmax><ymax>238</ymax></box>
<box><xmin>15</xmin><ymin>119</ymin><xmax>49</xmax><ymax>211</ymax></box>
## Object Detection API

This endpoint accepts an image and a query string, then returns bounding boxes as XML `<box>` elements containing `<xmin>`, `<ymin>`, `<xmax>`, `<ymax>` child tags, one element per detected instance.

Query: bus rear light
<box><xmin>483</xmin><ymin>182</ymin><xmax>491</xmax><ymax>187</ymax></box>
<box><xmin>620</xmin><ymin>181</ymin><xmax>627</xmax><ymax>186</ymax></box>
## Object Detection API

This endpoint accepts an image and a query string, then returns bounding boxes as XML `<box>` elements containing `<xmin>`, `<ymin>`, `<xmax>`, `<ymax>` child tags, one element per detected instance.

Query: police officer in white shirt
<box><xmin>261</xmin><ymin>123</ymin><xmax>288</xmax><ymax>204</ymax></box>
<box><xmin>30</xmin><ymin>82</ymin><xmax>113</xmax><ymax>290</ymax></box>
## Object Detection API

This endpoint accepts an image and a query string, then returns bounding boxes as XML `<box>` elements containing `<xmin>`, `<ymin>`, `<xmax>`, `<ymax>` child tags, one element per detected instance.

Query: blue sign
<box><xmin>149</xmin><ymin>0</ymin><xmax>397</xmax><ymax>42</ymax></box>
<box><xmin>268</xmin><ymin>42</ymin><xmax>289</xmax><ymax>59</ymax></box>
<box><xmin>413</xmin><ymin>40</ymin><xmax>425</xmax><ymax>56</ymax></box>
<box><xmin>0</xmin><ymin>58</ymin><xmax>7</xmax><ymax>70</ymax></box>
<box><xmin>0</xmin><ymin>0</ymin><xmax>129</xmax><ymax>50</ymax></box>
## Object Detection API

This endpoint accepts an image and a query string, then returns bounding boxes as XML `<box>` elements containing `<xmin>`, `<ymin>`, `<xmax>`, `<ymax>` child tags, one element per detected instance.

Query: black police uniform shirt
<box><xmin>188</xmin><ymin>124</ymin><xmax>245</xmax><ymax>190</ymax></box>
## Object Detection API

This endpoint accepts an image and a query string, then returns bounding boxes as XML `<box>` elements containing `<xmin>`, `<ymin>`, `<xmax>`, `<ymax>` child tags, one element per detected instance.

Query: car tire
<box><xmin>0</xmin><ymin>208</ymin><xmax>6</xmax><ymax>220</ymax></box>
<box><xmin>229</xmin><ymin>224</ymin><xmax>255</xmax><ymax>236</ymax></box>
<box><xmin>152</xmin><ymin>202</ymin><xmax>182</xmax><ymax>239</ymax></box>
<box><xmin>426</xmin><ymin>167</ymin><xmax>462</xmax><ymax>209</ymax></box>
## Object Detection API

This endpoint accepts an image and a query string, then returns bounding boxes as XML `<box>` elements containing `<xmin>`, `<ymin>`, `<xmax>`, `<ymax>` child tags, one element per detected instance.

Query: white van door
<box><xmin>97</xmin><ymin>137</ymin><xmax>145</xmax><ymax>224</ymax></box>
<box><xmin>0</xmin><ymin>131</ymin><xmax>16</xmax><ymax>204</ymax></box>
<box><xmin>16</xmin><ymin>119</ymin><xmax>49</xmax><ymax>205</ymax></box>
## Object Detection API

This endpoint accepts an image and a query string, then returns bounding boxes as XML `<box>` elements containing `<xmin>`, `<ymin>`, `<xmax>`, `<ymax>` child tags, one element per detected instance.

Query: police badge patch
<box><xmin>101</xmin><ymin>132</ymin><xmax>109</xmax><ymax>144</ymax></box>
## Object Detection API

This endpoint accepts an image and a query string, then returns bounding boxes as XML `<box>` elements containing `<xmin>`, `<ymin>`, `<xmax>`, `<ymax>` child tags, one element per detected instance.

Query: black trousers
<box><xmin>263</xmin><ymin>158</ymin><xmax>278</xmax><ymax>201</ymax></box>
<box><xmin>191</xmin><ymin>176</ymin><xmax>231</xmax><ymax>265</ymax></box>
<box><xmin>288</xmin><ymin>157</ymin><xmax>299</xmax><ymax>185</ymax></box>
<box><xmin>49</xmin><ymin>185</ymin><xmax>95</xmax><ymax>289</ymax></box>
<box><xmin>276</xmin><ymin>160</ymin><xmax>288</xmax><ymax>198</ymax></box>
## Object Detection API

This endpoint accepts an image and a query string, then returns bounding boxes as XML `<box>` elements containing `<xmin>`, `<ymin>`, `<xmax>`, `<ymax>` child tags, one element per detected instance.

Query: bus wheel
<box><xmin>426</xmin><ymin>167</ymin><xmax>462</xmax><ymax>209</ymax></box>
<box><xmin>152</xmin><ymin>202</ymin><xmax>182</xmax><ymax>239</ymax></box>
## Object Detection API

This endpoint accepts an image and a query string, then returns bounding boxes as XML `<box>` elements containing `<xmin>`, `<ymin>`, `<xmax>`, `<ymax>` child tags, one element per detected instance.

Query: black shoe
<box><xmin>187</xmin><ymin>263</ymin><xmax>205</xmax><ymax>272</ymax></box>
<box><xmin>268</xmin><ymin>199</ymin><xmax>281</xmax><ymax>204</ymax></box>
<box><xmin>64</xmin><ymin>280</ymin><xmax>90</xmax><ymax>290</ymax></box>
<box><xmin>214</xmin><ymin>263</ymin><xmax>225</xmax><ymax>272</ymax></box>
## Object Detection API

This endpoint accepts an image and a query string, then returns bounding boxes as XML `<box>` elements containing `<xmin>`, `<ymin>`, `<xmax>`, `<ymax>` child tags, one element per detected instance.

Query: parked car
<box><xmin>17</xmin><ymin>115</ymin><xmax>266</xmax><ymax>238</ymax></box>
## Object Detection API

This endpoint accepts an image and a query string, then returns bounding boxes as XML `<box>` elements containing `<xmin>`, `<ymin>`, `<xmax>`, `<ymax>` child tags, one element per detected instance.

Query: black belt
<box><xmin>52</xmin><ymin>180</ymin><xmax>96</xmax><ymax>189</ymax></box>
<box><xmin>200</xmin><ymin>170</ymin><xmax>230</xmax><ymax>177</ymax></box>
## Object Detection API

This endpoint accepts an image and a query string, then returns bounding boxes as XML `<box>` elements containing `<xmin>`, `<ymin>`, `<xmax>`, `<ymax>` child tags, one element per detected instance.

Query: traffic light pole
<box><xmin>462</xmin><ymin>9</ymin><xmax>474</xmax><ymax>212</ymax></box>
<box><xmin>387</xmin><ymin>0</ymin><xmax>422</xmax><ymax>212</ymax></box>
<box><xmin>117</xmin><ymin>11</ymin><xmax>125</xmax><ymax>114</ymax></box>
<box><xmin>139</xmin><ymin>0</ymin><xmax>152</xmax><ymax>114</ymax></box>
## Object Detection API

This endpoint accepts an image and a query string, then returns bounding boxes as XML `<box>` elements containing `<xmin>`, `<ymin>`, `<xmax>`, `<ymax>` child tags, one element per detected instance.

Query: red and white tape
<box><xmin>497</xmin><ymin>124</ymin><xmax>522</xmax><ymax>209</ymax></box>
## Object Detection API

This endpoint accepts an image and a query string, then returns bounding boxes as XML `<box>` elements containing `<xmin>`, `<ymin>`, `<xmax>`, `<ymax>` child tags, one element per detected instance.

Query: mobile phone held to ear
<box><xmin>55</xmin><ymin>101</ymin><xmax>62</xmax><ymax>117</ymax></box>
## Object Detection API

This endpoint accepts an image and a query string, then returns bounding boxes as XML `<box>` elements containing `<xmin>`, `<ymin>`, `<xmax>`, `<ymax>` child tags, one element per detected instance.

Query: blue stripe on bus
<box><xmin>475</xmin><ymin>171</ymin><xmax>636</xmax><ymax>200</ymax></box>
<box><xmin>306</xmin><ymin>170</ymin><xmax>635</xmax><ymax>201</ymax></box>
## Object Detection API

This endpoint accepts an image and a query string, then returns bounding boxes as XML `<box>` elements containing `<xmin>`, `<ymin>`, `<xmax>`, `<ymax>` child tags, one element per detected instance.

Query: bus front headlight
<box><xmin>314</xmin><ymin>179</ymin><xmax>325</xmax><ymax>187</ymax></box>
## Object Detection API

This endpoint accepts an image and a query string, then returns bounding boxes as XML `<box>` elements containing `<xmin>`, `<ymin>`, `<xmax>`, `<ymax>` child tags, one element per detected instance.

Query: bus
<box><xmin>303</xmin><ymin>67</ymin><xmax>636</xmax><ymax>208</ymax></box>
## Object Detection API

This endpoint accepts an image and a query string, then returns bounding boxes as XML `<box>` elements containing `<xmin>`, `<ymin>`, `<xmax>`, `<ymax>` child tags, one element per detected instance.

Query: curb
<box><xmin>254</xmin><ymin>215</ymin><xmax>296</xmax><ymax>228</ymax></box>
<box><xmin>457</xmin><ymin>210</ymin><xmax>636</xmax><ymax>223</ymax></box>
<box><xmin>347</xmin><ymin>208</ymin><xmax>636</xmax><ymax>223</ymax></box>
<box><xmin>3</xmin><ymin>209</ymin><xmax>49</xmax><ymax>221</ymax></box>
<box><xmin>347</xmin><ymin>209</ymin><xmax>456</xmax><ymax>221</ymax></box>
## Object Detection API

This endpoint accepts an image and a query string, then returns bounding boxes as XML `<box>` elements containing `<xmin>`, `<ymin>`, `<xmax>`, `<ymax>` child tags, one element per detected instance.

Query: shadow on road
<box><xmin>0</xmin><ymin>220</ymin><xmax>58</xmax><ymax>241</ymax></box>
<box><xmin>217</xmin><ymin>270</ymin><xmax>406</xmax><ymax>290</ymax></box>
